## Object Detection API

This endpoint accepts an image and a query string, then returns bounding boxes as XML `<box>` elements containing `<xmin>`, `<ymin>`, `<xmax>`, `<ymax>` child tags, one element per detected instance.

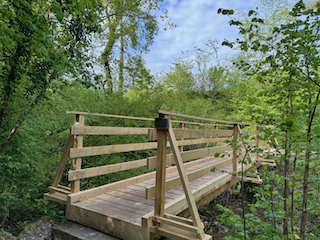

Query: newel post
<box><xmin>154</xmin><ymin>114</ymin><xmax>168</xmax><ymax>217</ymax></box>
<box><xmin>71</xmin><ymin>114</ymin><xmax>84</xmax><ymax>193</ymax></box>
<box><xmin>178</xmin><ymin>122</ymin><xmax>184</xmax><ymax>152</ymax></box>
<box><xmin>232</xmin><ymin>124</ymin><xmax>238</xmax><ymax>178</ymax></box>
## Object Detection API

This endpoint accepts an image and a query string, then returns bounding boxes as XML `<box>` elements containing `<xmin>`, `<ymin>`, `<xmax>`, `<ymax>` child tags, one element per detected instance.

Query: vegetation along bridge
<box><xmin>44</xmin><ymin>110</ymin><xmax>276</xmax><ymax>240</ymax></box>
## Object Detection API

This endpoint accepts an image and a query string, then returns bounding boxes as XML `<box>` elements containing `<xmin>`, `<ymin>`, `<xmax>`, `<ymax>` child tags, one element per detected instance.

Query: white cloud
<box><xmin>144</xmin><ymin>0</ymin><xmax>257</xmax><ymax>72</ymax></box>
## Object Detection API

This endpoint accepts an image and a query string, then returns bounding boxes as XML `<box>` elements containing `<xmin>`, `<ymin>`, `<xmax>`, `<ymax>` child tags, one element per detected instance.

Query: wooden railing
<box><xmin>45</xmin><ymin>110</ymin><xmax>275</xmax><ymax>240</ymax></box>
<box><xmin>48</xmin><ymin>111</ymin><xmax>239</xmax><ymax>198</ymax></box>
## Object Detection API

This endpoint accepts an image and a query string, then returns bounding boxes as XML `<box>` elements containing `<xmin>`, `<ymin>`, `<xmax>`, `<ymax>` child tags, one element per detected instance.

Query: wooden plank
<box><xmin>150</xmin><ymin>110</ymin><xmax>259</xmax><ymax>126</ymax></box>
<box><xmin>147</xmin><ymin>144</ymin><xmax>232</xmax><ymax>169</ymax></box>
<box><xmin>71</xmin><ymin>126</ymin><xmax>150</xmax><ymax>135</ymax></box>
<box><xmin>149</xmin><ymin>225</ymin><xmax>212</xmax><ymax>240</ymax></box>
<box><xmin>66</xmin><ymin>111</ymin><xmax>232</xmax><ymax>127</ymax></box>
<box><xmin>90</xmin><ymin>198</ymin><xmax>148</xmax><ymax>216</ymax></box>
<box><xmin>96</xmin><ymin>194</ymin><xmax>154</xmax><ymax>213</ymax></box>
<box><xmin>241</xmin><ymin>176</ymin><xmax>263</xmax><ymax>184</ymax></box>
<box><xmin>171</xmin><ymin>120</ymin><xmax>233</xmax><ymax>127</ymax></box>
<box><xmin>67</xmin><ymin>111</ymin><xmax>154</xmax><ymax>121</ymax></box>
<box><xmin>164</xmin><ymin>214</ymin><xmax>194</xmax><ymax>226</ymax></box>
<box><xmin>49</xmin><ymin>186</ymin><xmax>70</xmax><ymax>195</ymax></box>
<box><xmin>68</xmin><ymin>159</ymin><xmax>147</xmax><ymax>181</ymax></box>
<box><xmin>71</xmin><ymin>114</ymin><xmax>84</xmax><ymax>193</ymax></box>
<box><xmin>214</xmin><ymin>125</ymin><xmax>218</xmax><ymax>147</ymax></box>
<box><xmin>68</xmin><ymin>162</ymin><xmax>180</xmax><ymax>204</ymax></box>
<box><xmin>167</xmin><ymin>120</ymin><xmax>205</xmax><ymax>238</ymax></box>
<box><xmin>51</xmin><ymin>135</ymin><xmax>74</xmax><ymax>188</ymax></box>
<box><xmin>69</xmin><ymin>142</ymin><xmax>158</xmax><ymax>158</ymax></box>
<box><xmin>148</xmin><ymin>129</ymin><xmax>233</xmax><ymax>141</ymax></box>
<box><xmin>164</xmin><ymin>160</ymin><xmax>256</xmax><ymax>216</ymax></box>
<box><xmin>68</xmin><ymin>151</ymin><xmax>234</xmax><ymax>205</ymax></box>
<box><xmin>69</xmin><ymin>138</ymin><xmax>230</xmax><ymax>158</ymax></box>
<box><xmin>44</xmin><ymin>192</ymin><xmax>67</xmax><ymax>205</ymax></box>
<box><xmin>57</xmin><ymin>185</ymin><xmax>71</xmax><ymax>191</ymax></box>
<box><xmin>66</xmin><ymin>204</ymin><xmax>145</xmax><ymax>240</ymax></box>
<box><xmin>146</xmin><ymin>157</ymin><xmax>233</xmax><ymax>199</ymax></box>
<box><xmin>78</xmin><ymin>198</ymin><xmax>143</xmax><ymax>225</ymax></box>
<box><xmin>154</xmin><ymin>118</ymin><xmax>167</xmax><ymax>217</ymax></box>
<box><xmin>242</xmin><ymin>131</ymin><xmax>256</xmax><ymax>136</ymax></box>
<box><xmin>109</xmin><ymin>190</ymin><xmax>158</xmax><ymax>206</ymax></box>
<box><xmin>152</xmin><ymin>216</ymin><xmax>199</xmax><ymax>234</ymax></box>
<box><xmin>259</xmin><ymin>158</ymin><xmax>276</xmax><ymax>163</ymax></box>
<box><xmin>178</xmin><ymin>181</ymin><xmax>233</xmax><ymax>218</ymax></box>
<box><xmin>179</xmin><ymin>123</ymin><xmax>184</xmax><ymax>152</ymax></box>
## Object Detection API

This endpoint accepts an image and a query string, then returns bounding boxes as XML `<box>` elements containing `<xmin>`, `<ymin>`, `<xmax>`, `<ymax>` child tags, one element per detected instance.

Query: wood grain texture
<box><xmin>51</xmin><ymin>135</ymin><xmax>74</xmax><ymax>188</ymax></box>
<box><xmin>69</xmin><ymin>138</ymin><xmax>230</xmax><ymax>158</ymax></box>
<box><xmin>150</xmin><ymin>110</ymin><xmax>258</xmax><ymax>126</ymax></box>
<box><xmin>71</xmin><ymin>126</ymin><xmax>150</xmax><ymax>135</ymax></box>
<box><xmin>148</xmin><ymin>129</ymin><xmax>233</xmax><ymax>141</ymax></box>
<box><xmin>154</xmin><ymin>126</ymin><xmax>167</xmax><ymax>217</ymax></box>
<box><xmin>146</xmin><ymin>157</ymin><xmax>233</xmax><ymax>199</ymax></box>
<box><xmin>167</xmin><ymin>120</ymin><xmax>205</xmax><ymax>237</ymax></box>
<box><xmin>147</xmin><ymin>144</ymin><xmax>232</xmax><ymax>169</ymax></box>
<box><xmin>68</xmin><ymin>159</ymin><xmax>147</xmax><ymax>181</ymax></box>
<box><xmin>71</xmin><ymin>114</ymin><xmax>84</xmax><ymax>193</ymax></box>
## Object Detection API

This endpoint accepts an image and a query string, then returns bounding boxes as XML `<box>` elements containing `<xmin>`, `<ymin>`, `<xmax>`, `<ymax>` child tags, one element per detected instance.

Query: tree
<box><xmin>100</xmin><ymin>0</ymin><xmax>169</xmax><ymax>94</ymax></box>
<box><xmin>0</xmin><ymin>0</ymin><xmax>103</xmax><ymax>153</ymax></box>
<box><xmin>219</xmin><ymin>1</ymin><xmax>320</xmax><ymax>239</ymax></box>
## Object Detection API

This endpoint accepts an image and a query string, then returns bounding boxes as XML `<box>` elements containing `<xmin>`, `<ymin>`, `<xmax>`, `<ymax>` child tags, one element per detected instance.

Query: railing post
<box><xmin>232</xmin><ymin>124</ymin><xmax>238</xmax><ymax>178</ymax></box>
<box><xmin>256</xmin><ymin>127</ymin><xmax>260</xmax><ymax>163</ymax></box>
<box><xmin>154</xmin><ymin>114</ymin><xmax>168</xmax><ymax>217</ymax></box>
<box><xmin>178</xmin><ymin>122</ymin><xmax>184</xmax><ymax>152</ymax></box>
<box><xmin>215</xmin><ymin>125</ymin><xmax>219</xmax><ymax>147</ymax></box>
<box><xmin>71</xmin><ymin>114</ymin><xmax>84</xmax><ymax>193</ymax></box>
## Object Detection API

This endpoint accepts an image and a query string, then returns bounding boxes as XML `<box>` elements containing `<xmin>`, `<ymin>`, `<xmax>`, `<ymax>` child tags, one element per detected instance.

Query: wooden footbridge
<box><xmin>44</xmin><ymin>110</ymin><xmax>276</xmax><ymax>240</ymax></box>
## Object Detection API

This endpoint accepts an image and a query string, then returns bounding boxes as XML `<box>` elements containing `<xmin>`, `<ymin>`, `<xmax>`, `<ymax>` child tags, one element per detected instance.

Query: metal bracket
<box><xmin>155</xmin><ymin>118</ymin><xmax>168</xmax><ymax>130</ymax></box>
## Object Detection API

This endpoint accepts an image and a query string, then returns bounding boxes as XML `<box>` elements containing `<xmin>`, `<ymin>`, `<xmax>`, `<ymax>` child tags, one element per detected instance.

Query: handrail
<box><xmin>66</xmin><ymin>111</ymin><xmax>233</xmax><ymax>127</ymax></box>
<box><xmin>150</xmin><ymin>110</ymin><xmax>261</xmax><ymax>127</ymax></box>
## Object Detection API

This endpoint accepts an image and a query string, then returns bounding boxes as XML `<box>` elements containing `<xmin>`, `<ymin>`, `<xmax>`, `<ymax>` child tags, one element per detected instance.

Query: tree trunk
<box><xmin>291</xmin><ymin>152</ymin><xmax>297</xmax><ymax>240</ymax></box>
<box><xmin>300</xmin><ymin>86</ymin><xmax>320</xmax><ymax>239</ymax></box>
<box><xmin>0</xmin><ymin>70</ymin><xmax>57</xmax><ymax>154</ymax></box>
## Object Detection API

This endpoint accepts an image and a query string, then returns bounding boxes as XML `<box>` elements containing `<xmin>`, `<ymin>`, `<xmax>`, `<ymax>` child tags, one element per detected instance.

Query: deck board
<box><xmin>65</xmin><ymin>150</ymin><xmax>272</xmax><ymax>240</ymax></box>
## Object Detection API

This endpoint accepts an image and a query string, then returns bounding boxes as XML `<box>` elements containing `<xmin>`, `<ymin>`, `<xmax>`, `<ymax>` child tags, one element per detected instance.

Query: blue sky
<box><xmin>143</xmin><ymin>0</ymin><xmax>260</xmax><ymax>72</ymax></box>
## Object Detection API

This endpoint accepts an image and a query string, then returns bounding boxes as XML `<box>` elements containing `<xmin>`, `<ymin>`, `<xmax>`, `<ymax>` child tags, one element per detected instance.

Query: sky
<box><xmin>143</xmin><ymin>0</ymin><xmax>258</xmax><ymax>72</ymax></box>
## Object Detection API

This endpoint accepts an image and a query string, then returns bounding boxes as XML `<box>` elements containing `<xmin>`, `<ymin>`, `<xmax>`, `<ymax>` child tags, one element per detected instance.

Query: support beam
<box><xmin>154</xmin><ymin>115</ymin><xmax>168</xmax><ymax>217</ymax></box>
<box><xmin>51</xmin><ymin>135</ymin><xmax>74</xmax><ymax>188</ymax></box>
<box><xmin>167</xmin><ymin>120</ymin><xmax>205</xmax><ymax>239</ymax></box>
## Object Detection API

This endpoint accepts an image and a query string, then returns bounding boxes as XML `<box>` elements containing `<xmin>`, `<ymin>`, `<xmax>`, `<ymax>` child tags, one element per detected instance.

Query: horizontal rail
<box><xmin>68</xmin><ymin>159</ymin><xmax>147</xmax><ymax>181</ymax></box>
<box><xmin>69</xmin><ymin>138</ymin><xmax>230</xmax><ymax>158</ymax></box>
<box><xmin>68</xmin><ymin>155</ymin><xmax>226</xmax><ymax>204</ymax></box>
<box><xmin>67</xmin><ymin>111</ymin><xmax>153</xmax><ymax>121</ymax></box>
<box><xmin>66</xmin><ymin>111</ymin><xmax>233</xmax><ymax>127</ymax></box>
<box><xmin>48</xmin><ymin>186</ymin><xmax>70</xmax><ymax>195</ymax></box>
<box><xmin>148</xmin><ymin>129</ymin><xmax>233</xmax><ymax>141</ymax></box>
<box><xmin>150</xmin><ymin>110</ymin><xmax>260</xmax><ymax>126</ymax></box>
<box><xmin>152</xmin><ymin>216</ymin><xmax>199</xmax><ymax>235</ymax></box>
<box><xmin>71</xmin><ymin>126</ymin><xmax>150</xmax><ymax>135</ymax></box>
<box><xmin>241</xmin><ymin>131</ymin><xmax>256</xmax><ymax>136</ymax></box>
<box><xmin>146</xmin><ymin>157</ymin><xmax>233</xmax><ymax>199</ymax></box>
<box><xmin>147</xmin><ymin>144</ymin><xmax>232</xmax><ymax>169</ymax></box>
<box><xmin>171</xmin><ymin>120</ymin><xmax>233</xmax><ymax>127</ymax></box>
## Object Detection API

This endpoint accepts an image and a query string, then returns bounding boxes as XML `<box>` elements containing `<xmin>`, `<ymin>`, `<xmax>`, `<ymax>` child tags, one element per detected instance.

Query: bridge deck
<box><xmin>66</xmin><ymin>153</ymin><xmax>257</xmax><ymax>240</ymax></box>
